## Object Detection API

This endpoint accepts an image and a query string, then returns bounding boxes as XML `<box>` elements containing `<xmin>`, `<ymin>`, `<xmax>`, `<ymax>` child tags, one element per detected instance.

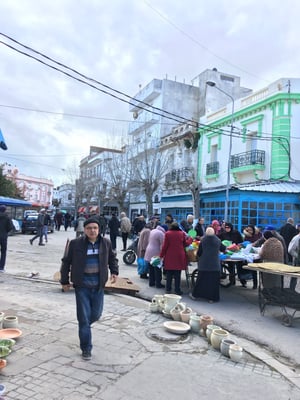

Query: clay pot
<box><xmin>0</xmin><ymin>360</ymin><xmax>6</xmax><ymax>370</ymax></box>
<box><xmin>189</xmin><ymin>314</ymin><xmax>201</xmax><ymax>333</ymax></box>
<box><xmin>220</xmin><ymin>339</ymin><xmax>237</xmax><ymax>357</ymax></box>
<box><xmin>0</xmin><ymin>312</ymin><xmax>4</xmax><ymax>329</ymax></box>
<box><xmin>3</xmin><ymin>315</ymin><xmax>18</xmax><ymax>329</ymax></box>
<box><xmin>149</xmin><ymin>303</ymin><xmax>158</xmax><ymax>313</ymax></box>
<box><xmin>200</xmin><ymin>315</ymin><xmax>213</xmax><ymax>334</ymax></box>
<box><xmin>210</xmin><ymin>329</ymin><xmax>229</xmax><ymax>350</ymax></box>
<box><xmin>161</xmin><ymin>294</ymin><xmax>181</xmax><ymax>314</ymax></box>
<box><xmin>152</xmin><ymin>295</ymin><xmax>164</xmax><ymax>312</ymax></box>
<box><xmin>229</xmin><ymin>344</ymin><xmax>243</xmax><ymax>362</ymax></box>
<box><xmin>206</xmin><ymin>324</ymin><xmax>221</xmax><ymax>344</ymax></box>
<box><xmin>180</xmin><ymin>307</ymin><xmax>193</xmax><ymax>323</ymax></box>
<box><xmin>170</xmin><ymin>306</ymin><xmax>182</xmax><ymax>321</ymax></box>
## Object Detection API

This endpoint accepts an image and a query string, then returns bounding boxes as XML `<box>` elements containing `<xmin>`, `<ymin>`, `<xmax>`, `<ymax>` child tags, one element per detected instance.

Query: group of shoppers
<box><xmin>136</xmin><ymin>215</ymin><xmax>193</xmax><ymax>296</ymax></box>
<box><xmin>189</xmin><ymin>217</ymin><xmax>300</xmax><ymax>303</ymax></box>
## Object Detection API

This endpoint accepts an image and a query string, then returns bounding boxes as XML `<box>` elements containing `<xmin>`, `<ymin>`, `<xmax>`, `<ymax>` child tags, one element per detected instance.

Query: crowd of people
<box><xmin>131</xmin><ymin>213</ymin><xmax>300</xmax><ymax>305</ymax></box>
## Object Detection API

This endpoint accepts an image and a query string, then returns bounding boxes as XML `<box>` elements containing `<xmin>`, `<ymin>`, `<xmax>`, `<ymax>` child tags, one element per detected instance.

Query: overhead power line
<box><xmin>0</xmin><ymin>33</ymin><xmax>200</xmax><ymax>129</ymax></box>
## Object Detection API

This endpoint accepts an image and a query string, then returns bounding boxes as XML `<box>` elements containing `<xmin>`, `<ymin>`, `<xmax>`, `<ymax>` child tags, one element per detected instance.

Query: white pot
<box><xmin>210</xmin><ymin>329</ymin><xmax>229</xmax><ymax>350</ymax></box>
<box><xmin>3</xmin><ymin>315</ymin><xmax>18</xmax><ymax>329</ymax></box>
<box><xmin>229</xmin><ymin>344</ymin><xmax>243</xmax><ymax>362</ymax></box>
<box><xmin>220</xmin><ymin>339</ymin><xmax>237</xmax><ymax>357</ymax></box>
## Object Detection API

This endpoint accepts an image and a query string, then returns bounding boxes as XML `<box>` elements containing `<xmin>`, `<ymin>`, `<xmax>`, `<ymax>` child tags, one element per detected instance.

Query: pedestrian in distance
<box><xmin>43</xmin><ymin>211</ymin><xmax>52</xmax><ymax>243</ymax></box>
<box><xmin>29</xmin><ymin>208</ymin><xmax>46</xmax><ymax>246</ymax></box>
<box><xmin>60</xmin><ymin>217</ymin><xmax>119</xmax><ymax>360</ymax></box>
<box><xmin>108</xmin><ymin>213</ymin><xmax>120</xmax><ymax>251</ymax></box>
<box><xmin>99</xmin><ymin>214</ymin><xmax>107</xmax><ymax>237</ymax></box>
<box><xmin>74</xmin><ymin>213</ymin><xmax>86</xmax><ymax>238</ymax></box>
<box><xmin>119</xmin><ymin>212</ymin><xmax>132</xmax><ymax>251</ymax></box>
<box><xmin>0</xmin><ymin>205</ymin><xmax>14</xmax><ymax>272</ymax></box>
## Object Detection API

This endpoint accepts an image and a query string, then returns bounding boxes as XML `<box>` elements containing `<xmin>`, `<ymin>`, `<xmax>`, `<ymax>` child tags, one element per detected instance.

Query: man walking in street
<box><xmin>120</xmin><ymin>212</ymin><xmax>132</xmax><ymax>251</ymax></box>
<box><xmin>0</xmin><ymin>205</ymin><xmax>14</xmax><ymax>272</ymax></box>
<box><xmin>60</xmin><ymin>217</ymin><xmax>118</xmax><ymax>360</ymax></box>
<box><xmin>29</xmin><ymin>208</ymin><xmax>45</xmax><ymax>246</ymax></box>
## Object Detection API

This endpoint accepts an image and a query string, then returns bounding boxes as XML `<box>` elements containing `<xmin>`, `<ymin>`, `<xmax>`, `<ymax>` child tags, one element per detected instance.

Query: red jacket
<box><xmin>160</xmin><ymin>230</ymin><xmax>189</xmax><ymax>270</ymax></box>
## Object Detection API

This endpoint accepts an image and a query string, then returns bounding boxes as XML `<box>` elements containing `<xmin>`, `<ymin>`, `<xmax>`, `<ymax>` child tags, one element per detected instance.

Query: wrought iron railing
<box><xmin>230</xmin><ymin>150</ymin><xmax>265</xmax><ymax>169</ymax></box>
<box><xmin>165</xmin><ymin>167</ymin><xmax>194</xmax><ymax>183</ymax></box>
<box><xmin>206</xmin><ymin>161</ymin><xmax>219</xmax><ymax>175</ymax></box>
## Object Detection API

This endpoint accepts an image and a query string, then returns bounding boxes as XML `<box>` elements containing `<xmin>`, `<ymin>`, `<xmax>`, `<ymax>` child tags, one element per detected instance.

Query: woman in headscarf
<box><xmin>160</xmin><ymin>222</ymin><xmax>191</xmax><ymax>295</ymax></box>
<box><xmin>259</xmin><ymin>230</ymin><xmax>284</xmax><ymax>289</ymax></box>
<box><xmin>190</xmin><ymin>227</ymin><xmax>226</xmax><ymax>303</ymax></box>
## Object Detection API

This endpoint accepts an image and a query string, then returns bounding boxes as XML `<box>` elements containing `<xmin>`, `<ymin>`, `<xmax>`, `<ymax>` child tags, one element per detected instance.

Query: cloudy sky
<box><xmin>1</xmin><ymin>0</ymin><xmax>300</xmax><ymax>186</ymax></box>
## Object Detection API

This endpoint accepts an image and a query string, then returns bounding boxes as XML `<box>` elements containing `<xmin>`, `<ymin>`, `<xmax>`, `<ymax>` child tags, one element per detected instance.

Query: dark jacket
<box><xmin>280</xmin><ymin>223</ymin><xmax>298</xmax><ymax>249</ymax></box>
<box><xmin>0</xmin><ymin>212</ymin><xmax>14</xmax><ymax>237</ymax></box>
<box><xmin>218</xmin><ymin>228</ymin><xmax>243</xmax><ymax>244</ymax></box>
<box><xmin>194</xmin><ymin>222</ymin><xmax>205</xmax><ymax>238</ymax></box>
<box><xmin>108</xmin><ymin>215</ymin><xmax>120</xmax><ymax>235</ymax></box>
<box><xmin>197</xmin><ymin>235</ymin><xmax>226</xmax><ymax>271</ymax></box>
<box><xmin>60</xmin><ymin>235</ymin><xmax>119</xmax><ymax>288</ymax></box>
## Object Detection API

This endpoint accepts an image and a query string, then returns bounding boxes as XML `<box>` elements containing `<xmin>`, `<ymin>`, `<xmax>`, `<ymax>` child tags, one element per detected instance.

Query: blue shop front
<box><xmin>160</xmin><ymin>182</ymin><xmax>300</xmax><ymax>231</ymax></box>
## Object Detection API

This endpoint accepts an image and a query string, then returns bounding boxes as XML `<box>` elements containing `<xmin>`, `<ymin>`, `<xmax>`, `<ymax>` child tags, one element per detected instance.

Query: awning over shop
<box><xmin>89</xmin><ymin>206</ymin><xmax>99</xmax><ymax>213</ymax></box>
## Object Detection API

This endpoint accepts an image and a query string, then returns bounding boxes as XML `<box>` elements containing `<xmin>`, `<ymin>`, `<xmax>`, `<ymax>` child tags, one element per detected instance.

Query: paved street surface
<box><xmin>1</xmin><ymin>230</ymin><xmax>300</xmax><ymax>399</ymax></box>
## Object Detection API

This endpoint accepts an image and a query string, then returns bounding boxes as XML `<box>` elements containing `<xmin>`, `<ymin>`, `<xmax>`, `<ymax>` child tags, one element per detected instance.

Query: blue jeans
<box><xmin>74</xmin><ymin>287</ymin><xmax>104</xmax><ymax>352</ymax></box>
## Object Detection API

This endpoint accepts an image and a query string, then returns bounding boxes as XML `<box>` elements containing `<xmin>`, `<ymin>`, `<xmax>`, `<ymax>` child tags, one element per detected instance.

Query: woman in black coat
<box><xmin>190</xmin><ymin>227</ymin><xmax>226</xmax><ymax>303</ymax></box>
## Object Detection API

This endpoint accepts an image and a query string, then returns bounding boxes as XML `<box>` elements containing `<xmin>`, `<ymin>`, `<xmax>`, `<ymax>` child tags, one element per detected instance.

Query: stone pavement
<box><xmin>0</xmin><ymin>274</ymin><xmax>299</xmax><ymax>400</ymax></box>
<box><xmin>0</xmin><ymin>231</ymin><xmax>300</xmax><ymax>399</ymax></box>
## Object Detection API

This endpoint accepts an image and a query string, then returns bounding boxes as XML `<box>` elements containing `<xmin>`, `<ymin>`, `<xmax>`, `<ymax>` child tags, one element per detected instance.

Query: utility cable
<box><xmin>0</xmin><ymin>33</ymin><xmax>200</xmax><ymax>128</ymax></box>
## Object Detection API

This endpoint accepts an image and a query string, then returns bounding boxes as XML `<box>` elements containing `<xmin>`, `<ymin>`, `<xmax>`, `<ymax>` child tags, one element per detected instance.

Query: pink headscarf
<box><xmin>211</xmin><ymin>220</ymin><xmax>221</xmax><ymax>234</ymax></box>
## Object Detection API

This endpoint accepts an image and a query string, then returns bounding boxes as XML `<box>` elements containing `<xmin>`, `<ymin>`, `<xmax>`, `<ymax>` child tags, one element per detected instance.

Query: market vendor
<box><xmin>218</xmin><ymin>223</ymin><xmax>243</xmax><ymax>244</ymax></box>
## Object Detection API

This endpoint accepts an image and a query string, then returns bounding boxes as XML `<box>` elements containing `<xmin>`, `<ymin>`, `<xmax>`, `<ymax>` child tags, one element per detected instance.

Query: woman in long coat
<box><xmin>160</xmin><ymin>222</ymin><xmax>190</xmax><ymax>295</ymax></box>
<box><xmin>191</xmin><ymin>227</ymin><xmax>226</xmax><ymax>303</ymax></box>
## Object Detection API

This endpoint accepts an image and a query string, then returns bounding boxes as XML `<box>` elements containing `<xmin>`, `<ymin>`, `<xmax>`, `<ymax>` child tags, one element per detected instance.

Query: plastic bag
<box><xmin>137</xmin><ymin>258</ymin><xmax>148</xmax><ymax>275</ymax></box>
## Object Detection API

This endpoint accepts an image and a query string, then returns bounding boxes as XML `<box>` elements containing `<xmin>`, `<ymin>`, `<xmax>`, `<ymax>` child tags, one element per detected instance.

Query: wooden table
<box><xmin>244</xmin><ymin>262</ymin><xmax>300</xmax><ymax>326</ymax></box>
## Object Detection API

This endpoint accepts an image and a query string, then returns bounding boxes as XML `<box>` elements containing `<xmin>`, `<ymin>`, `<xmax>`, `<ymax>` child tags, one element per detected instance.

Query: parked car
<box><xmin>21</xmin><ymin>215</ymin><xmax>54</xmax><ymax>234</ymax></box>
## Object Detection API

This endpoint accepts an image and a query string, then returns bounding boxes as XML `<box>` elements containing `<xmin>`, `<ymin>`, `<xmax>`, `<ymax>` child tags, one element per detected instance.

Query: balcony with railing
<box><xmin>230</xmin><ymin>150</ymin><xmax>265</xmax><ymax>169</ymax></box>
<box><xmin>206</xmin><ymin>161</ymin><xmax>219</xmax><ymax>176</ymax></box>
<box><xmin>165</xmin><ymin>167</ymin><xmax>194</xmax><ymax>184</ymax></box>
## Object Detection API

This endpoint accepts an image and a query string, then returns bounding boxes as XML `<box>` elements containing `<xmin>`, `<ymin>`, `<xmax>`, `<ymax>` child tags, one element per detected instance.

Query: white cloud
<box><xmin>1</xmin><ymin>0</ymin><xmax>300</xmax><ymax>184</ymax></box>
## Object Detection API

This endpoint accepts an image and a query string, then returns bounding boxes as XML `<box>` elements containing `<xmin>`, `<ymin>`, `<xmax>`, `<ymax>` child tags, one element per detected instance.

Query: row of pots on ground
<box><xmin>149</xmin><ymin>294</ymin><xmax>244</xmax><ymax>362</ymax></box>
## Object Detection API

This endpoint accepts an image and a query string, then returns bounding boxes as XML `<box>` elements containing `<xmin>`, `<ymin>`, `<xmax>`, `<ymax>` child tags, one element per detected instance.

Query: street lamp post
<box><xmin>206</xmin><ymin>81</ymin><xmax>235</xmax><ymax>222</ymax></box>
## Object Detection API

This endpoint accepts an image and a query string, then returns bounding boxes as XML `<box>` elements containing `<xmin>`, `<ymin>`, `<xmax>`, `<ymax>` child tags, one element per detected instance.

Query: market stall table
<box><xmin>244</xmin><ymin>262</ymin><xmax>300</xmax><ymax>326</ymax></box>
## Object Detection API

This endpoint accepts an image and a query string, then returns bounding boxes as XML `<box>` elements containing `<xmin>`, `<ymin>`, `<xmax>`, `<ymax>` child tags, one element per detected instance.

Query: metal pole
<box><xmin>206</xmin><ymin>82</ymin><xmax>234</xmax><ymax>222</ymax></box>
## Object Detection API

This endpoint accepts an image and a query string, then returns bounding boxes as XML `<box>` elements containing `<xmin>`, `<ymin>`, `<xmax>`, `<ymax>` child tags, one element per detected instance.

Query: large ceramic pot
<box><xmin>229</xmin><ymin>344</ymin><xmax>243</xmax><ymax>362</ymax></box>
<box><xmin>210</xmin><ymin>329</ymin><xmax>229</xmax><ymax>350</ymax></box>
<box><xmin>3</xmin><ymin>315</ymin><xmax>18</xmax><ymax>329</ymax></box>
<box><xmin>220</xmin><ymin>339</ymin><xmax>236</xmax><ymax>357</ymax></box>
<box><xmin>161</xmin><ymin>294</ymin><xmax>182</xmax><ymax>314</ymax></box>
<box><xmin>206</xmin><ymin>324</ymin><xmax>221</xmax><ymax>344</ymax></box>
<box><xmin>189</xmin><ymin>314</ymin><xmax>201</xmax><ymax>333</ymax></box>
